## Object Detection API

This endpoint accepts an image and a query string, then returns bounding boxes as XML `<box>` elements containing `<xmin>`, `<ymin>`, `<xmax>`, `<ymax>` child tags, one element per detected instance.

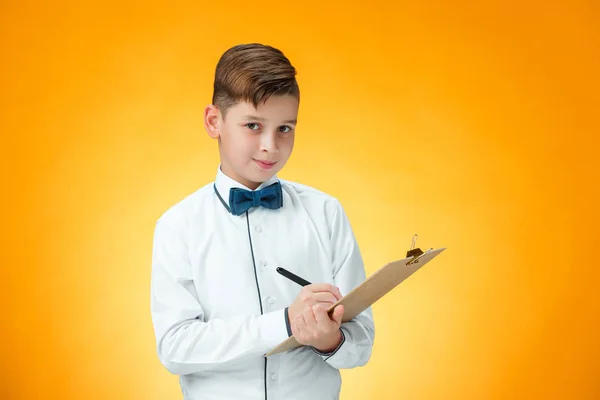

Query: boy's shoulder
<box><xmin>155</xmin><ymin>182</ymin><xmax>214</xmax><ymax>224</ymax></box>
<box><xmin>280</xmin><ymin>178</ymin><xmax>331</xmax><ymax>197</ymax></box>
<box><xmin>280</xmin><ymin>179</ymin><xmax>344</xmax><ymax>210</ymax></box>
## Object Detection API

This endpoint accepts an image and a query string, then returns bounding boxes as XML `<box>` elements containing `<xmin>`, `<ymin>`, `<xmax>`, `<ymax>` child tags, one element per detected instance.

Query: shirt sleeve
<box><xmin>312</xmin><ymin>199</ymin><xmax>375</xmax><ymax>369</ymax></box>
<box><xmin>150</xmin><ymin>212</ymin><xmax>289</xmax><ymax>376</ymax></box>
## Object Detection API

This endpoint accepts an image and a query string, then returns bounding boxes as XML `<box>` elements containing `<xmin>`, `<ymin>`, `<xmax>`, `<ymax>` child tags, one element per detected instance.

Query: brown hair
<box><xmin>212</xmin><ymin>43</ymin><xmax>299</xmax><ymax>117</ymax></box>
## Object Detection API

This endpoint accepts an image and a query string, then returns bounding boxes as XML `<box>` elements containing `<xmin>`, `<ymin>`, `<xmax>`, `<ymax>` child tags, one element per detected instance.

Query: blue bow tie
<box><xmin>227</xmin><ymin>182</ymin><xmax>283</xmax><ymax>216</ymax></box>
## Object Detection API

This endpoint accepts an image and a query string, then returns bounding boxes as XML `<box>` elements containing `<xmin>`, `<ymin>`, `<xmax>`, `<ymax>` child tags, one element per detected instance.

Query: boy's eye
<box><xmin>246</xmin><ymin>123</ymin><xmax>260</xmax><ymax>130</ymax></box>
<box><xmin>278</xmin><ymin>125</ymin><xmax>293</xmax><ymax>133</ymax></box>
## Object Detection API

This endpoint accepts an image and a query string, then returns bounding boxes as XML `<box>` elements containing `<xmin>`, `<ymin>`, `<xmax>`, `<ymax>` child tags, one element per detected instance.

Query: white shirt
<box><xmin>150</xmin><ymin>166</ymin><xmax>375</xmax><ymax>400</ymax></box>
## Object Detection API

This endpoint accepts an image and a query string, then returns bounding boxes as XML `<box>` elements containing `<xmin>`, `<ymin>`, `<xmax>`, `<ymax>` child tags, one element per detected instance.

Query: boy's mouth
<box><xmin>253</xmin><ymin>159</ymin><xmax>277</xmax><ymax>170</ymax></box>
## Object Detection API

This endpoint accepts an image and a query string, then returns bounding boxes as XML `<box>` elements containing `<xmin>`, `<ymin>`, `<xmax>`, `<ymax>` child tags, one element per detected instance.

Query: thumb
<box><xmin>332</xmin><ymin>305</ymin><xmax>344</xmax><ymax>326</ymax></box>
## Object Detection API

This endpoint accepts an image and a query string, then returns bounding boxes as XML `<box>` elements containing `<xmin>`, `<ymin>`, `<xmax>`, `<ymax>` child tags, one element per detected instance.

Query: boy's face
<box><xmin>205</xmin><ymin>95</ymin><xmax>298</xmax><ymax>190</ymax></box>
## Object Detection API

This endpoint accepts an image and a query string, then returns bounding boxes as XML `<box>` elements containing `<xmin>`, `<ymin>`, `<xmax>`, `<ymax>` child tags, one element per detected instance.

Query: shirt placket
<box><xmin>248</xmin><ymin>210</ymin><xmax>282</xmax><ymax>397</ymax></box>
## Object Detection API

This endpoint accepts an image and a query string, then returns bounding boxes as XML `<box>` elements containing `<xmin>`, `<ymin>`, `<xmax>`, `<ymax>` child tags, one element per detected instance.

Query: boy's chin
<box><xmin>243</xmin><ymin>168</ymin><xmax>279</xmax><ymax>185</ymax></box>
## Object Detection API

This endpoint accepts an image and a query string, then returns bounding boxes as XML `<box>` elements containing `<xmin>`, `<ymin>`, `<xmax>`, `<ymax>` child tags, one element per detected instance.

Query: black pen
<box><xmin>276</xmin><ymin>267</ymin><xmax>312</xmax><ymax>287</ymax></box>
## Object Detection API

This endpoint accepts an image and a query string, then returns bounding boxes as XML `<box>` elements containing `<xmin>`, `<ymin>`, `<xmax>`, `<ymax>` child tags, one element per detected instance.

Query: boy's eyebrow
<box><xmin>243</xmin><ymin>115</ymin><xmax>297</xmax><ymax>124</ymax></box>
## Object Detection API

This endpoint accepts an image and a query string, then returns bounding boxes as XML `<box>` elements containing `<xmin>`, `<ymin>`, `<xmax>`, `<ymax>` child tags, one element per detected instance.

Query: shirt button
<box><xmin>255</xmin><ymin>225</ymin><xmax>262</xmax><ymax>233</ymax></box>
<box><xmin>271</xmin><ymin>373</ymin><xmax>277</xmax><ymax>380</ymax></box>
<box><xmin>261</xmin><ymin>260</ymin><xmax>268</xmax><ymax>267</ymax></box>
<box><xmin>266</xmin><ymin>296</ymin><xmax>275</xmax><ymax>305</ymax></box>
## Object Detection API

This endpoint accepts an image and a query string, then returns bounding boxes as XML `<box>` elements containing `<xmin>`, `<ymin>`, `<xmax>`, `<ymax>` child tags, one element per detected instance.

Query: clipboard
<box><xmin>265</xmin><ymin>236</ymin><xmax>445</xmax><ymax>357</ymax></box>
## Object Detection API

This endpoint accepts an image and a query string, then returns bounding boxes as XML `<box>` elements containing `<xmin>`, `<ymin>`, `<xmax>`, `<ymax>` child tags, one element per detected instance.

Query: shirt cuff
<box><xmin>311</xmin><ymin>328</ymin><xmax>346</xmax><ymax>361</ymax></box>
<box><xmin>259</xmin><ymin>308</ymin><xmax>290</xmax><ymax>347</ymax></box>
<box><xmin>284</xmin><ymin>307</ymin><xmax>293</xmax><ymax>337</ymax></box>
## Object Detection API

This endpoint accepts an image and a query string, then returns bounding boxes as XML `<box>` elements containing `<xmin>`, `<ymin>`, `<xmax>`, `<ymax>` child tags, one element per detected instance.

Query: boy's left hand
<box><xmin>291</xmin><ymin>304</ymin><xmax>345</xmax><ymax>353</ymax></box>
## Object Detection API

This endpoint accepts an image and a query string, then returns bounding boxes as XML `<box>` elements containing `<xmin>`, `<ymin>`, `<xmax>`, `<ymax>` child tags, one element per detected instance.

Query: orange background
<box><xmin>1</xmin><ymin>1</ymin><xmax>599</xmax><ymax>399</ymax></box>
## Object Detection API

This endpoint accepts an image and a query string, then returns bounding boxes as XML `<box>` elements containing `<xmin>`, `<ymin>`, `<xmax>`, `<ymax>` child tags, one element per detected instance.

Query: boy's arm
<box><xmin>311</xmin><ymin>199</ymin><xmax>375</xmax><ymax>369</ymax></box>
<box><xmin>150</xmin><ymin>213</ymin><xmax>289</xmax><ymax>376</ymax></box>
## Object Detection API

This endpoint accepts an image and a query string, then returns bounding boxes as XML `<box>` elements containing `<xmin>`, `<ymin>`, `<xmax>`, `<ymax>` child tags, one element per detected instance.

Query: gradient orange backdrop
<box><xmin>1</xmin><ymin>1</ymin><xmax>599</xmax><ymax>399</ymax></box>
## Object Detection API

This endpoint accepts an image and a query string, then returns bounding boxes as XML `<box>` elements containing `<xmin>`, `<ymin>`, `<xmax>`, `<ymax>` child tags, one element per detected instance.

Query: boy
<box><xmin>150</xmin><ymin>43</ymin><xmax>375</xmax><ymax>400</ymax></box>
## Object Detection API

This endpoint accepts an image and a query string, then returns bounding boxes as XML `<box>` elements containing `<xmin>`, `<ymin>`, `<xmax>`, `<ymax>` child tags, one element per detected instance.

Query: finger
<box><xmin>306</xmin><ymin>283</ymin><xmax>336</xmax><ymax>294</ymax></box>
<box><xmin>332</xmin><ymin>305</ymin><xmax>344</xmax><ymax>326</ymax></box>
<box><xmin>314</xmin><ymin>292</ymin><xmax>338</xmax><ymax>304</ymax></box>
<box><xmin>309</xmin><ymin>284</ymin><xmax>342</xmax><ymax>302</ymax></box>
<box><xmin>333</xmin><ymin>286</ymin><xmax>343</xmax><ymax>300</ymax></box>
<box><xmin>329</xmin><ymin>286</ymin><xmax>342</xmax><ymax>301</ymax></box>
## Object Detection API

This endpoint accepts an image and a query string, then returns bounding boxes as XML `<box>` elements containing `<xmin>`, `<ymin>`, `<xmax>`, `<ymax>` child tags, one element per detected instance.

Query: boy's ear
<box><xmin>204</xmin><ymin>105</ymin><xmax>221</xmax><ymax>139</ymax></box>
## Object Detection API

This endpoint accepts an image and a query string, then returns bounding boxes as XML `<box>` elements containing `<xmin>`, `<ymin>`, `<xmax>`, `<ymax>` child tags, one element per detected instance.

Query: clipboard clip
<box><xmin>406</xmin><ymin>234</ymin><xmax>432</xmax><ymax>265</ymax></box>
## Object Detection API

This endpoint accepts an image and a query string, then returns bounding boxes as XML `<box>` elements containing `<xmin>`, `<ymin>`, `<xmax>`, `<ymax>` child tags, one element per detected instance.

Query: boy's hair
<box><xmin>212</xmin><ymin>43</ymin><xmax>299</xmax><ymax>117</ymax></box>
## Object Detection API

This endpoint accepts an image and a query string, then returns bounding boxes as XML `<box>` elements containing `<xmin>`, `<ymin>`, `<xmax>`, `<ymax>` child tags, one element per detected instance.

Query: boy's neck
<box><xmin>217</xmin><ymin>165</ymin><xmax>277</xmax><ymax>192</ymax></box>
<box><xmin>218</xmin><ymin>165</ymin><xmax>260</xmax><ymax>190</ymax></box>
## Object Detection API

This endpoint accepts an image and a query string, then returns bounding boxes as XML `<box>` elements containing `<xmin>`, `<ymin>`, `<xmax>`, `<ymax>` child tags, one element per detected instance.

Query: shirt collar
<box><xmin>214</xmin><ymin>164</ymin><xmax>280</xmax><ymax>204</ymax></box>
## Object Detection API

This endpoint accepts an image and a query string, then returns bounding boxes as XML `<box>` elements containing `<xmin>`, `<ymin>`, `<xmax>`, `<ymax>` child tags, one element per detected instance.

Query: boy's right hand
<box><xmin>288</xmin><ymin>283</ymin><xmax>343</xmax><ymax>322</ymax></box>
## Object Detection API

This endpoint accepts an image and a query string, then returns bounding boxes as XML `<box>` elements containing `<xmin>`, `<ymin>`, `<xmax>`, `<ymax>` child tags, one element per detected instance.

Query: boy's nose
<box><xmin>260</xmin><ymin>132</ymin><xmax>278</xmax><ymax>152</ymax></box>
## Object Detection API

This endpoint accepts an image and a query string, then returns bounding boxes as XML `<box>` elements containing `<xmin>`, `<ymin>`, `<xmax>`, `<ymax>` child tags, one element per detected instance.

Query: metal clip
<box><xmin>406</xmin><ymin>234</ymin><xmax>424</xmax><ymax>258</ymax></box>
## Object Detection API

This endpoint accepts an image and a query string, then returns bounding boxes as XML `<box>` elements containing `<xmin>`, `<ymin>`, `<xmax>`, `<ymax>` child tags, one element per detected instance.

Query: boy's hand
<box><xmin>291</xmin><ymin>304</ymin><xmax>345</xmax><ymax>352</ymax></box>
<box><xmin>288</xmin><ymin>283</ymin><xmax>342</xmax><ymax>322</ymax></box>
